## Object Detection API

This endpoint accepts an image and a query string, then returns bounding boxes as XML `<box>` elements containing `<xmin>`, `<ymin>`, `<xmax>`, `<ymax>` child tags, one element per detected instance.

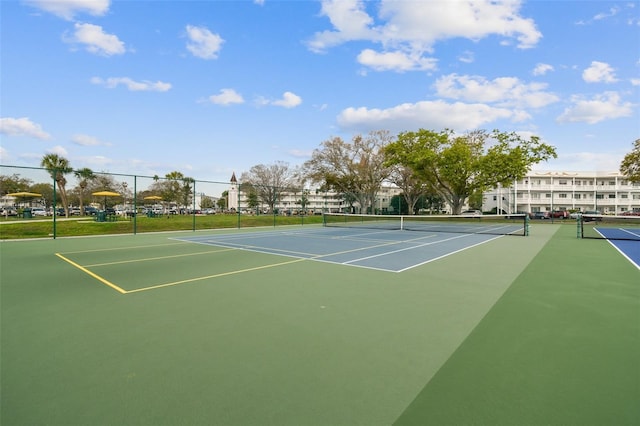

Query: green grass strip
<box><xmin>394</xmin><ymin>224</ymin><xmax>640</xmax><ymax>425</ymax></box>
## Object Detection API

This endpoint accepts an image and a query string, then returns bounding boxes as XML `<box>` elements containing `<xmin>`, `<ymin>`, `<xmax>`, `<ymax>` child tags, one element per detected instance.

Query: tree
<box><xmin>30</xmin><ymin>183</ymin><xmax>54</xmax><ymax>208</ymax></box>
<box><xmin>620</xmin><ymin>138</ymin><xmax>640</xmax><ymax>182</ymax></box>
<box><xmin>303</xmin><ymin>130</ymin><xmax>392</xmax><ymax>214</ymax></box>
<box><xmin>385</xmin><ymin>164</ymin><xmax>429</xmax><ymax>215</ymax></box>
<box><xmin>217</xmin><ymin>190</ymin><xmax>228</xmax><ymax>210</ymax></box>
<box><xmin>73</xmin><ymin>167</ymin><xmax>95</xmax><ymax>215</ymax></box>
<box><xmin>384</xmin><ymin>129</ymin><xmax>556</xmax><ymax>214</ymax></box>
<box><xmin>41</xmin><ymin>154</ymin><xmax>72</xmax><ymax>217</ymax></box>
<box><xmin>296</xmin><ymin>189</ymin><xmax>310</xmax><ymax>212</ymax></box>
<box><xmin>200</xmin><ymin>195</ymin><xmax>215</xmax><ymax>209</ymax></box>
<box><xmin>147</xmin><ymin>172</ymin><xmax>194</xmax><ymax>209</ymax></box>
<box><xmin>240</xmin><ymin>161</ymin><xmax>299</xmax><ymax>213</ymax></box>
<box><xmin>0</xmin><ymin>174</ymin><xmax>33</xmax><ymax>195</ymax></box>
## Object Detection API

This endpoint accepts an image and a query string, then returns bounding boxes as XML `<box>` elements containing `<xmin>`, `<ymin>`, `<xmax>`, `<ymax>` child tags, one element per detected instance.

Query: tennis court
<box><xmin>171</xmin><ymin>227</ymin><xmax>511</xmax><ymax>273</ymax></box>
<box><xmin>579</xmin><ymin>214</ymin><xmax>640</xmax><ymax>268</ymax></box>
<box><xmin>1</xmin><ymin>221</ymin><xmax>639</xmax><ymax>425</ymax></box>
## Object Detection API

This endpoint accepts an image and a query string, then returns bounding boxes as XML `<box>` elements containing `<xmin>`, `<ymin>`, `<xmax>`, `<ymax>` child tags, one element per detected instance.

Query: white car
<box><xmin>31</xmin><ymin>208</ymin><xmax>49</xmax><ymax>216</ymax></box>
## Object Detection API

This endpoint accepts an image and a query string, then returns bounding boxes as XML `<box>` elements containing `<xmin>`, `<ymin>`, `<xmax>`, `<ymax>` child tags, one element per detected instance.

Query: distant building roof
<box><xmin>230</xmin><ymin>172</ymin><xmax>237</xmax><ymax>183</ymax></box>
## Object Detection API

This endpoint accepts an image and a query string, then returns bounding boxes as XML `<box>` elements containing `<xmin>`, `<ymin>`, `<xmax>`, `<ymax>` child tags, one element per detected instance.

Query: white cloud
<box><xmin>71</xmin><ymin>134</ymin><xmax>110</xmax><ymax>146</ymax></box>
<box><xmin>631</xmin><ymin>78</ymin><xmax>640</xmax><ymax>86</ymax></box>
<box><xmin>593</xmin><ymin>6</ymin><xmax>620</xmax><ymax>21</ymax></box>
<box><xmin>434</xmin><ymin>74</ymin><xmax>559</xmax><ymax>109</ymax></box>
<box><xmin>458</xmin><ymin>51</ymin><xmax>474</xmax><ymax>64</ymax></box>
<box><xmin>532</xmin><ymin>63</ymin><xmax>554</xmax><ymax>76</ymax></box>
<box><xmin>208</xmin><ymin>89</ymin><xmax>244</xmax><ymax>105</ymax></box>
<box><xmin>582</xmin><ymin>61</ymin><xmax>618</xmax><ymax>83</ymax></box>
<box><xmin>185</xmin><ymin>25</ymin><xmax>224</xmax><ymax>59</ymax></box>
<box><xmin>0</xmin><ymin>117</ymin><xmax>51</xmax><ymax>140</ymax></box>
<box><xmin>306</xmin><ymin>0</ymin><xmax>377</xmax><ymax>53</ymax></box>
<box><xmin>24</xmin><ymin>0</ymin><xmax>110</xmax><ymax>20</ymax></box>
<box><xmin>272</xmin><ymin>92</ymin><xmax>302</xmax><ymax>108</ymax></box>
<box><xmin>47</xmin><ymin>145</ymin><xmax>69</xmax><ymax>156</ymax></box>
<box><xmin>557</xmin><ymin>91</ymin><xmax>633</xmax><ymax>124</ymax></box>
<box><xmin>65</xmin><ymin>23</ymin><xmax>125</xmax><ymax>56</ymax></box>
<box><xmin>91</xmin><ymin>77</ymin><xmax>171</xmax><ymax>92</ymax></box>
<box><xmin>357</xmin><ymin>49</ymin><xmax>437</xmax><ymax>72</ymax></box>
<box><xmin>308</xmin><ymin>0</ymin><xmax>542</xmax><ymax>69</ymax></box>
<box><xmin>540</xmin><ymin>151</ymin><xmax>624</xmax><ymax>172</ymax></box>
<box><xmin>337</xmin><ymin>100</ymin><xmax>520</xmax><ymax>134</ymax></box>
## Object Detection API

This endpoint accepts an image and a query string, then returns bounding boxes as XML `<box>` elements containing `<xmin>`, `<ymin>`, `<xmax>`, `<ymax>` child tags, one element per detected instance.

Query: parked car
<box><xmin>83</xmin><ymin>206</ymin><xmax>98</xmax><ymax>215</ymax></box>
<box><xmin>582</xmin><ymin>210</ymin><xmax>602</xmax><ymax>222</ymax></box>
<box><xmin>31</xmin><ymin>207</ymin><xmax>49</xmax><ymax>216</ymax></box>
<box><xmin>1</xmin><ymin>207</ymin><xmax>18</xmax><ymax>216</ymax></box>
<box><xmin>569</xmin><ymin>211</ymin><xmax>582</xmax><ymax>219</ymax></box>
<box><xmin>461</xmin><ymin>209</ymin><xmax>482</xmax><ymax>216</ymax></box>
<box><xmin>550</xmin><ymin>210</ymin><xmax>569</xmax><ymax>219</ymax></box>
<box><xmin>532</xmin><ymin>211</ymin><xmax>549</xmax><ymax>219</ymax></box>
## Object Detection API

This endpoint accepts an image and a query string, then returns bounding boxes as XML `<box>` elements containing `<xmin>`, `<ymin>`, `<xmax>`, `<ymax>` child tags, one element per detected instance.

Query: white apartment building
<box><xmin>484</xmin><ymin>171</ymin><xmax>640</xmax><ymax>215</ymax></box>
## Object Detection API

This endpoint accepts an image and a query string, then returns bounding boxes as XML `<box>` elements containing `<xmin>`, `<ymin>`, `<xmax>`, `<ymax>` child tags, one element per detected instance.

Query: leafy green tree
<box><xmin>217</xmin><ymin>190</ymin><xmax>228</xmax><ymax>210</ymax></box>
<box><xmin>620</xmin><ymin>139</ymin><xmax>640</xmax><ymax>182</ymax></box>
<box><xmin>30</xmin><ymin>183</ymin><xmax>54</xmax><ymax>208</ymax></box>
<box><xmin>303</xmin><ymin>130</ymin><xmax>392</xmax><ymax>214</ymax></box>
<box><xmin>296</xmin><ymin>189</ymin><xmax>310</xmax><ymax>212</ymax></box>
<box><xmin>74</xmin><ymin>167</ymin><xmax>96</xmax><ymax>215</ymax></box>
<box><xmin>386</xmin><ymin>164</ymin><xmax>429</xmax><ymax>215</ymax></box>
<box><xmin>200</xmin><ymin>195</ymin><xmax>215</xmax><ymax>209</ymax></box>
<box><xmin>41</xmin><ymin>154</ymin><xmax>72</xmax><ymax>216</ymax></box>
<box><xmin>0</xmin><ymin>174</ymin><xmax>33</xmax><ymax>195</ymax></box>
<box><xmin>384</xmin><ymin>129</ymin><xmax>556</xmax><ymax>214</ymax></box>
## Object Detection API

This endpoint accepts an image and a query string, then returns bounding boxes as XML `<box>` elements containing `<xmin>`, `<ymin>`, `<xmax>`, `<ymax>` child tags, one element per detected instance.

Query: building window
<box><xmin>545</xmin><ymin>193</ymin><xmax>551</xmax><ymax>198</ymax></box>
<box><xmin>575</xmin><ymin>181</ymin><xmax>581</xmax><ymax>186</ymax></box>
<box><xmin>596</xmin><ymin>194</ymin><xmax>604</xmax><ymax>199</ymax></box>
<box><xmin>621</xmin><ymin>194</ymin><xmax>628</xmax><ymax>199</ymax></box>
<box><xmin>558</xmin><ymin>193</ymin><xmax>567</xmax><ymax>198</ymax></box>
<box><xmin>559</xmin><ymin>180</ymin><xmax>567</xmax><ymax>185</ymax></box>
<box><xmin>608</xmin><ymin>194</ymin><xmax>616</xmax><ymax>199</ymax></box>
<box><xmin>574</xmin><ymin>194</ymin><xmax>581</xmax><ymax>199</ymax></box>
<box><xmin>531</xmin><ymin>193</ymin><xmax>540</xmax><ymax>199</ymax></box>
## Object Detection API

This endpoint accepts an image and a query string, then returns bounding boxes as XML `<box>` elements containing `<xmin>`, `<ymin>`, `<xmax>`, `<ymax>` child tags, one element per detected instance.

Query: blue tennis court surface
<box><xmin>172</xmin><ymin>227</ymin><xmax>506</xmax><ymax>272</ymax></box>
<box><xmin>594</xmin><ymin>228</ymin><xmax>640</xmax><ymax>269</ymax></box>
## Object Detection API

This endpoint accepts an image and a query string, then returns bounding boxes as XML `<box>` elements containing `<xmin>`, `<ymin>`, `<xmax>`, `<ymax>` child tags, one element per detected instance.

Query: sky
<box><xmin>1</xmin><ymin>0</ymin><xmax>639</xmax><ymax>183</ymax></box>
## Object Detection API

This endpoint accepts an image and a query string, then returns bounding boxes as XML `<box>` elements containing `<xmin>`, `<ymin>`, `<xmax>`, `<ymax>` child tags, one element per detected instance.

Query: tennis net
<box><xmin>323</xmin><ymin>213</ymin><xmax>529</xmax><ymax>236</ymax></box>
<box><xmin>579</xmin><ymin>214</ymin><xmax>640</xmax><ymax>241</ymax></box>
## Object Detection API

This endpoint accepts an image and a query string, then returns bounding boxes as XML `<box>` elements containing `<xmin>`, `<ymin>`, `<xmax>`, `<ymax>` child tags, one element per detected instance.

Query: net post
<box><xmin>577</xmin><ymin>216</ymin><xmax>582</xmax><ymax>238</ymax></box>
<box><xmin>400</xmin><ymin>215</ymin><xmax>404</xmax><ymax>231</ymax></box>
<box><xmin>525</xmin><ymin>214</ymin><xmax>529</xmax><ymax>236</ymax></box>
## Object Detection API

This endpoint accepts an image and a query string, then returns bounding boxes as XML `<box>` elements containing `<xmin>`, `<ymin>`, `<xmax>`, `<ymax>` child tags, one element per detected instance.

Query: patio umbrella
<box><xmin>6</xmin><ymin>192</ymin><xmax>43</xmax><ymax>207</ymax></box>
<box><xmin>7</xmin><ymin>191</ymin><xmax>43</xmax><ymax>197</ymax></box>
<box><xmin>143</xmin><ymin>195</ymin><xmax>163</xmax><ymax>201</ymax></box>
<box><xmin>92</xmin><ymin>191</ymin><xmax>121</xmax><ymax>209</ymax></box>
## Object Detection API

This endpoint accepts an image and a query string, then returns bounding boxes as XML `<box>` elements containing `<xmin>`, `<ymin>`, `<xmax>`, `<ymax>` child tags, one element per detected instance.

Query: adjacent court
<box><xmin>1</xmin><ymin>221</ymin><xmax>638</xmax><ymax>425</ymax></box>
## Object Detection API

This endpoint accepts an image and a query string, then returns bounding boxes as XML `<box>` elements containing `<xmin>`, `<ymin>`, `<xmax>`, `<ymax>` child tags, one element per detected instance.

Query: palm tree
<box><xmin>74</xmin><ymin>167</ymin><xmax>96</xmax><ymax>216</ymax></box>
<box><xmin>41</xmin><ymin>154</ymin><xmax>72</xmax><ymax>217</ymax></box>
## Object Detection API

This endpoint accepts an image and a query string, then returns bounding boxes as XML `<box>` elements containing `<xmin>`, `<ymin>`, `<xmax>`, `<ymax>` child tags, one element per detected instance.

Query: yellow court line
<box><xmin>84</xmin><ymin>248</ymin><xmax>237</xmax><ymax>267</ymax></box>
<box><xmin>126</xmin><ymin>258</ymin><xmax>307</xmax><ymax>294</ymax></box>
<box><xmin>55</xmin><ymin>253</ymin><xmax>127</xmax><ymax>294</ymax></box>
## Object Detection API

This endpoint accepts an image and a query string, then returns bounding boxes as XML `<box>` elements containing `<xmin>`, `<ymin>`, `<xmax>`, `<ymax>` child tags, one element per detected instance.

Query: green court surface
<box><xmin>1</xmin><ymin>224</ymin><xmax>638</xmax><ymax>425</ymax></box>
